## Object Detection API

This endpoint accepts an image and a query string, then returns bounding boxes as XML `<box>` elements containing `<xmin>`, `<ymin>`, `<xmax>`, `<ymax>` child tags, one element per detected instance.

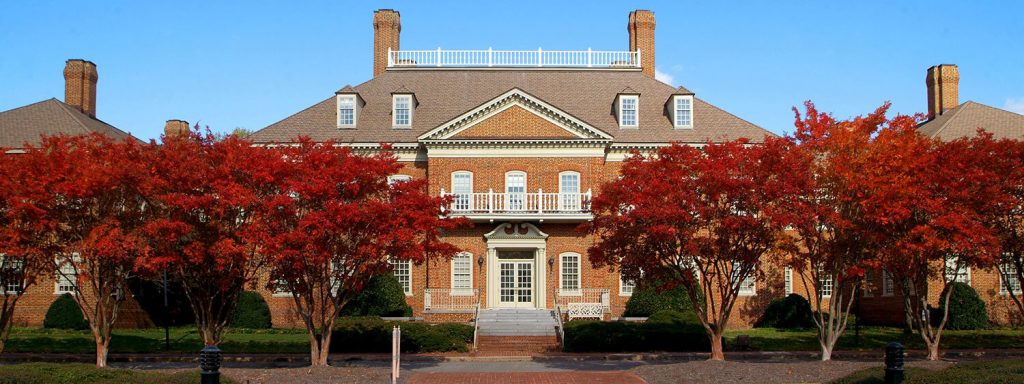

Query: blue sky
<box><xmin>1</xmin><ymin>1</ymin><xmax>1021</xmax><ymax>141</ymax></box>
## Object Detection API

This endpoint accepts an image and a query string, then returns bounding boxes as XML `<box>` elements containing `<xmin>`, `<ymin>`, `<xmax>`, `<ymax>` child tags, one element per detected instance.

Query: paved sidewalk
<box><xmin>405</xmin><ymin>371</ymin><xmax>647</xmax><ymax>384</ymax></box>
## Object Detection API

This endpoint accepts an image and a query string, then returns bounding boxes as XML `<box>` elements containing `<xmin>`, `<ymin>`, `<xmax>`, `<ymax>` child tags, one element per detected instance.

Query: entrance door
<box><xmin>498</xmin><ymin>260</ymin><xmax>534</xmax><ymax>308</ymax></box>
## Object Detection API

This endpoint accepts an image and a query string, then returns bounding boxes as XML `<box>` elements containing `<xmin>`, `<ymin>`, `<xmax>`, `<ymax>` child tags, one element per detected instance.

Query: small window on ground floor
<box><xmin>1001</xmin><ymin>261</ymin><xmax>1021</xmax><ymax>295</ymax></box>
<box><xmin>733</xmin><ymin>262</ymin><xmax>756</xmax><ymax>296</ymax></box>
<box><xmin>392</xmin><ymin>258</ymin><xmax>412</xmax><ymax>296</ymax></box>
<box><xmin>451</xmin><ymin>252</ymin><xmax>473</xmax><ymax>293</ymax></box>
<box><xmin>784</xmin><ymin>266</ymin><xmax>793</xmax><ymax>295</ymax></box>
<box><xmin>560</xmin><ymin>252</ymin><xmax>580</xmax><ymax>294</ymax></box>
<box><xmin>54</xmin><ymin>254</ymin><xmax>79</xmax><ymax>294</ymax></box>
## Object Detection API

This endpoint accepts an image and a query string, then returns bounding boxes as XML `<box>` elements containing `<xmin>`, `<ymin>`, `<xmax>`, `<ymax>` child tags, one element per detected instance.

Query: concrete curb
<box><xmin>1</xmin><ymin>349</ymin><xmax>1022</xmax><ymax>364</ymax></box>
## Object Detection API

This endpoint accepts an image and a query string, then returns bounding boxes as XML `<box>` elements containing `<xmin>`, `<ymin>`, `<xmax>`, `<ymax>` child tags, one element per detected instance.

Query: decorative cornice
<box><xmin>484</xmin><ymin>222</ymin><xmax>549</xmax><ymax>240</ymax></box>
<box><xmin>419</xmin><ymin>88</ymin><xmax>613</xmax><ymax>141</ymax></box>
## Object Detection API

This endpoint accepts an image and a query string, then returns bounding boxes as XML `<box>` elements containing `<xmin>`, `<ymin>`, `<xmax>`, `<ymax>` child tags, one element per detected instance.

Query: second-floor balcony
<box><xmin>440</xmin><ymin>189</ymin><xmax>593</xmax><ymax>222</ymax></box>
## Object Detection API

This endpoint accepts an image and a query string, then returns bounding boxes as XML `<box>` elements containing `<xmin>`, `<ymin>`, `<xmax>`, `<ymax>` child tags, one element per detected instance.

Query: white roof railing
<box><xmin>387</xmin><ymin>48</ymin><xmax>640</xmax><ymax>69</ymax></box>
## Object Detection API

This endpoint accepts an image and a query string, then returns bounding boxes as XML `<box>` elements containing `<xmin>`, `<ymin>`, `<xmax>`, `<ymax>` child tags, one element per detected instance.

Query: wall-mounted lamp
<box><xmin>477</xmin><ymin>256</ymin><xmax>484</xmax><ymax>267</ymax></box>
<box><xmin>548</xmin><ymin>257</ymin><xmax>554</xmax><ymax>267</ymax></box>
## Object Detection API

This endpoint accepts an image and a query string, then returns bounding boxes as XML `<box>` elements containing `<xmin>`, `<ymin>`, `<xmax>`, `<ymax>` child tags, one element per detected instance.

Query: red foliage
<box><xmin>256</xmin><ymin>137</ymin><xmax>465</xmax><ymax>366</ymax></box>
<box><xmin>586</xmin><ymin>138</ymin><xmax>803</xmax><ymax>360</ymax></box>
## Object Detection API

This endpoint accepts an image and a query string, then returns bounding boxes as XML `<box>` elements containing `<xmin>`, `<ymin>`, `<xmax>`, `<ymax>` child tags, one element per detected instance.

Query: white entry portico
<box><xmin>484</xmin><ymin>223</ymin><xmax>548</xmax><ymax>309</ymax></box>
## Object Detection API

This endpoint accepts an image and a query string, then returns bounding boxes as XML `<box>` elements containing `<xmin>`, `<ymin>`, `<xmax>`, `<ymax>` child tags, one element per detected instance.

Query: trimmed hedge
<box><xmin>330</xmin><ymin>316</ymin><xmax>473</xmax><ymax>353</ymax></box>
<box><xmin>623</xmin><ymin>281</ymin><xmax>699</xmax><ymax>317</ymax></box>
<box><xmin>229</xmin><ymin>291</ymin><xmax>272</xmax><ymax>329</ymax></box>
<box><xmin>755</xmin><ymin>293</ymin><xmax>816</xmax><ymax>329</ymax></box>
<box><xmin>43</xmin><ymin>293</ymin><xmax>89</xmax><ymax>330</ymax></box>
<box><xmin>562</xmin><ymin>310</ymin><xmax>709</xmax><ymax>352</ymax></box>
<box><xmin>940</xmin><ymin>282</ymin><xmax>988</xmax><ymax>330</ymax></box>
<box><xmin>340</xmin><ymin>274</ymin><xmax>413</xmax><ymax>317</ymax></box>
<box><xmin>0</xmin><ymin>363</ymin><xmax>235</xmax><ymax>384</ymax></box>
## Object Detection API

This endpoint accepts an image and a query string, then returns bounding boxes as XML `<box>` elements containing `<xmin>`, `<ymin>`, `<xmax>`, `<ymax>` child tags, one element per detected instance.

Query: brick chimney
<box><xmin>64</xmin><ymin>59</ymin><xmax>98</xmax><ymax>117</ymax></box>
<box><xmin>628</xmin><ymin>10</ymin><xmax>656</xmax><ymax>78</ymax></box>
<box><xmin>926</xmin><ymin>64</ymin><xmax>960</xmax><ymax>120</ymax></box>
<box><xmin>373</xmin><ymin>9</ymin><xmax>401</xmax><ymax>77</ymax></box>
<box><xmin>164</xmin><ymin>119</ymin><xmax>190</xmax><ymax>138</ymax></box>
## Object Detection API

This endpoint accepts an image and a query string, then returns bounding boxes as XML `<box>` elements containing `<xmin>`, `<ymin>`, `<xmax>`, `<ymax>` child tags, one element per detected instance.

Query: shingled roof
<box><xmin>917</xmin><ymin>101</ymin><xmax>1024</xmax><ymax>141</ymax></box>
<box><xmin>251</xmin><ymin>70</ymin><xmax>773</xmax><ymax>145</ymax></box>
<box><xmin>0</xmin><ymin>98</ymin><xmax>133</xmax><ymax>150</ymax></box>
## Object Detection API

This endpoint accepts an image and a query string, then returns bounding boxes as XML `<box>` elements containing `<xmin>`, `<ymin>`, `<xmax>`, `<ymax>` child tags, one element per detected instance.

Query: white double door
<box><xmin>497</xmin><ymin>253</ymin><xmax>534</xmax><ymax>308</ymax></box>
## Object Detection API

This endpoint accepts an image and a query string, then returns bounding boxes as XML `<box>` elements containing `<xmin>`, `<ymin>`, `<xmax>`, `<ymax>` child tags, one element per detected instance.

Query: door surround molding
<box><xmin>484</xmin><ymin>223</ymin><xmax>548</xmax><ymax>309</ymax></box>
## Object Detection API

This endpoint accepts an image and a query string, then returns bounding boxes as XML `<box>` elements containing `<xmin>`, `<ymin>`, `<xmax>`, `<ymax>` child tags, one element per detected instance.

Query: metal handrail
<box><xmin>472</xmin><ymin>301</ymin><xmax>481</xmax><ymax>351</ymax></box>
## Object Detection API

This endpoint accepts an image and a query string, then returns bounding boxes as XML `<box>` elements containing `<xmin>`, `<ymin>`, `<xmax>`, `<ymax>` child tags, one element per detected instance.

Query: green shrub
<box><xmin>340</xmin><ymin>274</ymin><xmax>413</xmax><ymax>317</ymax></box>
<box><xmin>940</xmin><ymin>282</ymin><xmax>988</xmax><ymax>330</ymax></box>
<box><xmin>43</xmin><ymin>293</ymin><xmax>88</xmax><ymax>330</ymax></box>
<box><xmin>330</xmin><ymin>317</ymin><xmax>472</xmax><ymax>353</ymax></box>
<box><xmin>755</xmin><ymin>293</ymin><xmax>816</xmax><ymax>329</ymax></box>
<box><xmin>563</xmin><ymin>310</ymin><xmax>709</xmax><ymax>352</ymax></box>
<box><xmin>0</xmin><ymin>362</ymin><xmax>237</xmax><ymax>384</ymax></box>
<box><xmin>623</xmin><ymin>281</ymin><xmax>699</xmax><ymax>317</ymax></box>
<box><xmin>229</xmin><ymin>291</ymin><xmax>272</xmax><ymax>329</ymax></box>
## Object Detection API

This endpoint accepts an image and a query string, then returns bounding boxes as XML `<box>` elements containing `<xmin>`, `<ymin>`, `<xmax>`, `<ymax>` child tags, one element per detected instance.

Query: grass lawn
<box><xmin>4</xmin><ymin>327</ymin><xmax>309</xmax><ymax>354</ymax></box>
<box><xmin>723</xmin><ymin>326</ymin><xmax>1024</xmax><ymax>352</ymax></box>
<box><xmin>0</xmin><ymin>363</ymin><xmax>238</xmax><ymax>384</ymax></box>
<box><xmin>833</xmin><ymin>359</ymin><xmax>1024</xmax><ymax>383</ymax></box>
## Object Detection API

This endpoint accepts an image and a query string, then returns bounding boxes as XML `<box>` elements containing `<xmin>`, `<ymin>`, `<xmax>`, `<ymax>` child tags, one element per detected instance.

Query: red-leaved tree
<box><xmin>587</xmin><ymin>139</ymin><xmax>802</xmax><ymax>360</ymax></box>
<box><xmin>783</xmin><ymin>102</ymin><xmax>893</xmax><ymax>361</ymax></box>
<box><xmin>143</xmin><ymin>128</ymin><xmax>280</xmax><ymax>346</ymax></box>
<box><xmin>17</xmin><ymin>134</ymin><xmax>153</xmax><ymax>367</ymax></box>
<box><xmin>0</xmin><ymin>148</ymin><xmax>58</xmax><ymax>353</ymax></box>
<box><xmin>258</xmin><ymin>138</ymin><xmax>464</xmax><ymax>366</ymax></box>
<box><xmin>870</xmin><ymin>119</ymin><xmax>1000</xmax><ymax>360</ymax></box>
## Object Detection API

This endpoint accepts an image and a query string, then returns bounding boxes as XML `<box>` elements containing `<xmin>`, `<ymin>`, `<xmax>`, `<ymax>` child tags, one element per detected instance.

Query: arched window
<box><xmin>559</xmin><ymin>252</ymin><xmax>581</xmax><ymax>295</ymax></box>
<box><xmin>505</xmin><ymin>171</ymin><xmax>527</xmax><ymax>211</ymax></box>
<box><xmin>451</xmin><ymin>171</ymin><xmax>473</xmax><ymax>211</ymax></box>
<box><xmin>451</xmin><ymin>252</ymin><xmax>473</xmax><ymax>294</ymax></box>
<box><xmin>558</xmin><ymin>171</ymin><xmax>581</xmax><ymax>211</ymax></box>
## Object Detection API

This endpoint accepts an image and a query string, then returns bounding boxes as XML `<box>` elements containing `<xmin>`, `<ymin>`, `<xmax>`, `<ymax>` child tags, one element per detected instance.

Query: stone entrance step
<box><xmin>475</xmin><ymin>309</ymin><xmax>561</xmax><ymax>355</ymax></box>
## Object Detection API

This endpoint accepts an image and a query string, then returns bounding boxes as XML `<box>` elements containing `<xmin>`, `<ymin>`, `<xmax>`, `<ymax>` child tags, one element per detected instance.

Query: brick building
<box><xmin>0</xmin><ymin>60</ymin><xmax>152</xmax><ymax>327</ymax></box>
<box><xmin>249</xmin><ymin>9</ymin><xmax>786</xmax><ymax>331</ymax></box>
<box><xmin>858</xmin><ymin>64</ymin><xmax>1024</xmax><ymax>327</ymax></box>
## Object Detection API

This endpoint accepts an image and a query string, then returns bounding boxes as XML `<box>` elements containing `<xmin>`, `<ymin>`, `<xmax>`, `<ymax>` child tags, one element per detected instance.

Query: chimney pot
<box><xmin>628</xmin><ymin>10</ymin><xmax>656</xmax><ymax>78</ymax></box>
<box><xmin>164</xmin><ymin>119</ymin><xmax>190</xmax><ymax>138</ymax></box>
<box><xmin>64</xmin><ymin>59</ymin><xmax>98</xmax><ymax>117</ymax></box>
<box><xmin>926</xmin><ymin>64</ymin><xmax>960</xmax><ymax>120</ymax></box>
<box><xmin>373</xmin><ymin>9</ymin><xmax>401</xmax><ymax>77</ymax></box>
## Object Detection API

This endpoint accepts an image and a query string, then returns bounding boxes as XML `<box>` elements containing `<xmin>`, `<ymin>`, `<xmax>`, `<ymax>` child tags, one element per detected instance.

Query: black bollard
<box><xmin>200</xmin><ymin>345</ymin><xmax>222</xmax><ymax>384</ymax></box>
<box><xmin>884</xmin><ymin>342</ymin><xmax>905</xmax><ymax>384</ymax></box>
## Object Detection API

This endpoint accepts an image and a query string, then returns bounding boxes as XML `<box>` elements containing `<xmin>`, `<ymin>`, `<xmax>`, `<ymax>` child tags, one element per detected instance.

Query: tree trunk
<box><xmin>927</xmin><ymin>342</ymin><xmax>940</xmax><ymax>361</ymax></box>
<box><xmin>708</xmin><ymin>332</ymin><xmax>725</xmax><ymax>361</ymax></box>
<box><xmin>820</xmin><ymin>341</ymin><xmax>834</xmax><ymax>361</ymax></box>
<box><xmin>309</xmin><ymin>333</ymin><xmax>330</xmax><ymax>367</ymax></box>
<box><xmin>95</xmin><ymin>335</ymin><xmax>109</xmax><ymax>368</ymax></box>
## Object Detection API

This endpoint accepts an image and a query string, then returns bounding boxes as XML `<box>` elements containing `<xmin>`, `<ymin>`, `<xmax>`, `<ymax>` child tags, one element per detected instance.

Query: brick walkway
<box><xmin>405</xmin><ymin>371</ymin><xmax>647</xmax><ymax>384</ymax></box>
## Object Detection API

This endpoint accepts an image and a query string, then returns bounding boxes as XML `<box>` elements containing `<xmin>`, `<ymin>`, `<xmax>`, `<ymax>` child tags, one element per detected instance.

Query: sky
<box><xmin>1</xmin><ymin>1</ymin><xmax>1022</xmax><ymax>141</ymax></box>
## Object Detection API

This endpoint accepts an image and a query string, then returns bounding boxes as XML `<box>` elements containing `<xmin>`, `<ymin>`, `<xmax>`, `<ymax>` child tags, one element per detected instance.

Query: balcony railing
<box><xmin>388</xmin><ymin>48</ymin><xmax>640</xmax><ymax>69</ymax></box>
<box><xmin>424</xmin><ymin>288</ymin><xmax>479</xmax><ymax>313</ymax></box>
<box><xmin>440</xmin><ymin>189</ymin><xmax>592</xmax><ymax>217</ymax></box>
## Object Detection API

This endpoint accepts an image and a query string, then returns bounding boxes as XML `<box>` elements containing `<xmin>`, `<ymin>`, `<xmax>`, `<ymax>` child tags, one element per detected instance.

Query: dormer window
<box><xmin>393</xmin><ymin>94</ymin><xmax>413</xmax><ymax>128</ymax></box>
<box><xmin>337</xmin><ymin>95</ymin><xmax>358</xmax><ymax>128</ymax></box>
<box><xmin>618</xmin><ymin>95</ymin><xmax>639</xmax><ymax>128</ymax></box>
<box><xmin>671</xmin><ymin>95</ymin><xmax>694</xmax><ymax>129</ymax></box>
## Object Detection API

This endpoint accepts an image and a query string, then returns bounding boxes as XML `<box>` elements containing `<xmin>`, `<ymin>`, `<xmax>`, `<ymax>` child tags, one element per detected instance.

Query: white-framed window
<box><xmin>451</xmin><ymin>252</ymin><xmax>473</xmax><ymax>294</ymax></box>
<box><xmin>391</xmin><ymin>258</ymin><xmax>412</xmax><ymax>296</ymax></box>
<box><xmin>558</xmin><ymin>171</ymin><xmax>581</xmax><ymax>211</ymax></box>
<box><xmin>560</xmin><ymin>252</ymin><xmax>581</xmax><ymax>295</ymax></box>
<box><xmin>337</xmin><ymin>94</ymin><xmax>358</xmax><ymax>128</ymax></box>
<box><xmin>451</xmin><ymin>171</ymin><xmax>473</xmax><ymax>211</ymax></box>
<box><xmin>619</xmin><ymin>273</ymin><xmax>635</xmax><ymax>296</ymax></box>
<box><xmin>618</xmin><ymin>95</ymin><xmax>639</xmax><ymax>128</ymax></box>
<box><xmin>819</xmin><ymin>269</ymin><xmax>833</xmax><ymax>298</ymax></box>
<box><xmin>783</xmin><ymin>266</ymin><xmax>793</xmax><ymax>295</ymax></box>
<box><xmin>54</xmin><ymin>254</ymin><xmax>79</xmax><ymax>294</ymax></box>
<box><xmin>505</xmin><ymin>171</ymin><xmax>527</xmax><ymax>211</ymax></box>
<box><xmin>392</xmin><ymin>94</ymin><xmax>413</xmax><ymax>128</ymax></box>
<box><xmin>944</xmin><ymin>254</ymin><xmax>971</xmax><ymax>285</ymax></box>
<box><xmin>0</xmin><ymin>256</ymin><xmax>24</xmax><ymax>295</ymax></box>
<box><xmin>272</xmin><ymin>278</ymin><xmax>291</xmax><ymax>297</ymax></box>
<box><xmin>1001</xmin><ymin>262</ymin><xmax>1021</xmax><ymax>295</ymax></box>
<box><xmin>387</xmin><ymin>174</ymin><xmax>412</xmax><ymax>185</ymax></box>
<box><xmin>882</xmin><ymin>269</ymin><xmax>894</xmax><ymax>297</ymax></box>
<box><xmin>733</xmin><ymin>262</ymin><xmax>756</xmax><ymax>296</ymax></box>
<box><xmin>672</xmin><ymin>95</ymin><xmax>694</xmax><ymax>129</ymax></box>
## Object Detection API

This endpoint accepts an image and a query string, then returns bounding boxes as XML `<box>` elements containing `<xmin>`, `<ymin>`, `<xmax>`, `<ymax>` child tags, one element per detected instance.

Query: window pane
<box><xmin>1002</xmin><ymin>262</ymin><xmax>1021</xmax><ymax>295</ymax></box>
<box><xmin>394</xmin><ymin>96</ymin><xmax>411</xmax><ymax>126</ymax></box>
<box><xmin>561</xmin><ymin>253</ymin><xmax>580</xmax><ymax>291</ymax></box>
<box><xmin>559</xmin><ymin>173</ymin><xmax>580</xmax><ymax>211</ymax></box>
<box><xmin>675</xmin><ymin>97</ymin><xmax>692</xmax><ymax>127</ymax></box>
<box><xmin>784</xmin><ymin>266</ymin><xmax>792</xmax><ymax>295</ymax></box>
<box><xmin>452</xmin><ymin>172</ymin><xmax>472</xmax><ymax>211</ymax></box>
<box><xmin>339</xmin><ymin>97</ymin><xmax>355</xmax><ymax>126</ymax></box>
<box><xmin>733</xmin><ymin>262</ymin><xmax>755</xmax><ymax>296</ymax></box>
<box><xmin>392</xmin><ymin>259</ymin><xmax>411</xmax><ymax>295</ymax></box>
<box><xmin>452</xmin><ymin>253</ymin><xmax>472</xmax><ymax>290</ymax></box>
<box><xmin>945</xmin><ymin>254</ymin><xmax>970</xmax><ymax>284</ymax></box>
<box><xmin>506</xmin><ymin>172</ymin><xmax>526</xmax><ymax>211</ymax></box>
<box><xmin>620</xmin><ymin>97</ymin><xmax>637</xmax><ymax>126</ymax></box>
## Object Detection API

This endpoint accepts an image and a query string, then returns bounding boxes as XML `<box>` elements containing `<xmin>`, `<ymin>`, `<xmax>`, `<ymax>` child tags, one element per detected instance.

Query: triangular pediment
<box><xmin>419</xmin><ymin>88</ymin><xmax>612</xmax><ymax>141</ymax></box>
